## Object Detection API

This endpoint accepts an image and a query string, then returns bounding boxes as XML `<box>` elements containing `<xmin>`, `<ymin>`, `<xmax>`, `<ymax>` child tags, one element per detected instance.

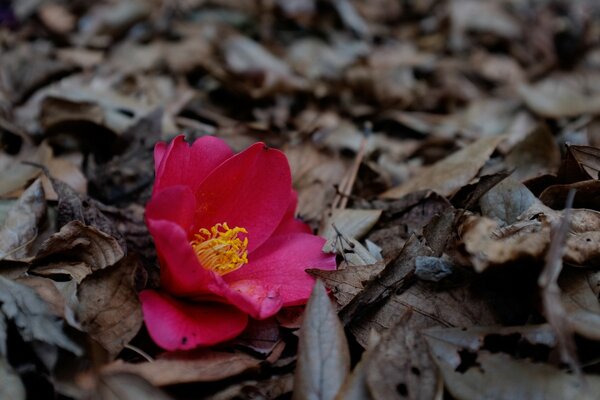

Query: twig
<box><xmin>538</xmin><ymin>189</ymin><xmax>580</xmax><ymax>374</ymax></box>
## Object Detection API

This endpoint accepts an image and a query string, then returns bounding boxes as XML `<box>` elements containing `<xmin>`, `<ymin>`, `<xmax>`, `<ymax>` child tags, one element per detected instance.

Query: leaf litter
<box><xmin>2</xmin><ymin>0</ymin><xmax>600</xmax><ymax>398</ymax></box>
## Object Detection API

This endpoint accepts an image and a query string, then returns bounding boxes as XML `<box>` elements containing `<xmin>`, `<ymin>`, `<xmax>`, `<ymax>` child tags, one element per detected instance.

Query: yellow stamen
<box><xmin>190</xmin><ymin>223</ymin><xmax>249</xmax><ymax>275</ymax></box>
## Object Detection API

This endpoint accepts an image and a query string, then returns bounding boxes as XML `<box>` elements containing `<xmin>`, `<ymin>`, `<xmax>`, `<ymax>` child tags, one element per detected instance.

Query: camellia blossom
<box><xmin>140</xmin><ymin>135</ymin><xmax>336</xmax><ymax>350</ymax></box>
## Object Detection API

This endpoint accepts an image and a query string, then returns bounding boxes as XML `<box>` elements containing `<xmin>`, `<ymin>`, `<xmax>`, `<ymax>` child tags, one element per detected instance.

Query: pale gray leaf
<box><xmin>293</xmin><ymin>280</ymin><xmax>350</xmax><ymax>400</ymax></box>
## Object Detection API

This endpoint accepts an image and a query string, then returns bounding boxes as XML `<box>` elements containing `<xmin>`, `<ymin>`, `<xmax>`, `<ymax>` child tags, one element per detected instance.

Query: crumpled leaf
<box><xmin>0</xmin><ymin>141</ymin><xmax>52</xmax><ymax>197</ymax></box>
<box><xmin>34</xmin><ymin>221</ymin><xmax>124</xmax><ymax>271</ymax></box>
<box><xmin>424</xmin><ymin>325</ymin><xmax>600</xmax><ymax>400</ymax></box>
<box><xmin>0</xmin><ymin>276</ymin><xmax>81</xmax><ymax>358</ymax></box>
<box><xmin>364</xmin><ymin>313</ymin><xmax>439</xmax><ymax>400</ymax></box>
<box><xmin>560</xmin><ymin>268</ymin><xmax>600</xmax><ymax>341</ymax></box>
<box><xmin>293</xmin><ymin>280</ymin><xmax>350</xmax><ymax>400</ymax></box>
<box><xmin>76</xmin><ymin>256</ymin><xmax>142</xmax><ymax>357</ymax></box>
<box><xmin>540</xmin><ymin>180</ymin><xmax>600</xmax><ymax>211</ymax></box>
<box><xmin>461</xmin><ymin>200</ymin><xmax>600</xmax><ymax>271</ymax></box>
<box><xmin>102</xmin><ymin>351</ymin><xmax>261</xmax><ymax>387</ymax></box>
<box><xmin>0</xmin><ymin>179</ymin><xmax>46</xmax><ymax>261</ymax></box>
<box><xmin>381</xmin><ymin>135</ymin><xmax>505</xmax><ymax>199</ymax></box>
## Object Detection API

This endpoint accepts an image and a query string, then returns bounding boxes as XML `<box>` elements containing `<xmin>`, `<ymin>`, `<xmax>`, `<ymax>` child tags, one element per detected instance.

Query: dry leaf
<box><xmin>0</xmin><ymin>276</ymin><xmax>81</xmax><ymax>360</ymax></box>
<box><xmin>0</xmin><ymin>142</ymin><xmax>52</xmax><ymax>197</ymax></box>
<box><xmin>0</xmin><ymin>179</ymin><xmax>46</xmax><ymax>260</ymax></box>
<box><xmin>424</xmin><ymin>325</ymin><xmax>600</xmax><ymax>400</ymax></box>
<box><xmin>520</xmin><ymin>72</ymin><xmax>600</xmax><ymax>118</ymax></box>
<box><xmin>96</xmin><ymin>372</ymin><xmax>172</xmax><ymax>400</ymax></box>
<box><xmin>35</xmin><ymin>221</ymin><xmax>124</xmax><ymax>271</ymax></box>
<box><xmin>381</xmin><ymin>135</ymin><xmax>505</xmax><ymax>199</ymax></box>
<box><xmin>505</xmin><ymin>125</ymin><xmax>561</xmax><ymax>181</ymax></box>
<box><xmin>364</xmin><ymin>313</ymin><xmax>439</xmax><ymax>400</ymax></box>
<box><xmin>479</xmin><ymin>177</ymin><xmax>538</xmax><ymax>225</ymax></box>
<box><xmin>77</xmin><ymin>256</ymin><xmax>142</xmax><ymax>357</ymax></box>
<box><xmin>293</xmin><ymin>280</ymin><xmax>350</xmax><ymax>400</ymax></box>
<box><xmin>102</xmin><ymin>351</ymin><xmax>261</xmax><ymax>386</ymax></box>
<box><xmin>0</xmin><ymin>355</ymin><xmax>25</xmax><ymax>400</ymax></box>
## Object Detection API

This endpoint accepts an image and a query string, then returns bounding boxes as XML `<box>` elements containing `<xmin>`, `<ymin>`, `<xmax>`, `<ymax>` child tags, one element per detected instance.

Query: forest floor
<box><xmin>2</xmin><ymin>0</ymin><xmax>600</xmax><ymax>399</ymax></box>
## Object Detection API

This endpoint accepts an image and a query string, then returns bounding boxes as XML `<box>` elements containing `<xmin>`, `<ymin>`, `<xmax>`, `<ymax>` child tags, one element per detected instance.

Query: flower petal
<box><xmin>154</xmin><ymin>141</ymin><xmax>167</xmax><ymax>175</ymax></box>
<box><xmin>225</xmin><ymin>233</ymin><xmax>336</xmax><ymax>306</ymax></box>
<box><xmin>147</xmin><ymin>219</ymin><xmax>220</xmax><ymax>296</ymax></box>
<box><xmin>146</xmin><ymin>185</ymin><xmax>196</xmax><ymax>233</ymax></box>
<box><xmin>213</xmin><ymin>279</ymin><xmax>283</xmax><ymax>320</ymax></box>
<box><xmin>154</xmin><ymin>135</ymin><xmax>233</xmax><ymax>194</ymax></box>
<box><xmin>272</xmin><ymin>191</ymin><xmax>312</xmax><ymax>236</ymax></box>
<box><xmin>140</xmin><ymin>290</ymin><xmax>248</xmax><ymax>350</ymax></box>
<box><xmin>194</xmin><ymin>143</ymin><xmax>292</xmax><ymax>252</ymax></box>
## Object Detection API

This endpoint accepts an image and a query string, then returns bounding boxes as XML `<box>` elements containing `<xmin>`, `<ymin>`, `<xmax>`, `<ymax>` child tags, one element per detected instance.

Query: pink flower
<box><xmin>140</xmin><ymin>135</ymin><xmax>336</xmax><ymax>350</ymax></box>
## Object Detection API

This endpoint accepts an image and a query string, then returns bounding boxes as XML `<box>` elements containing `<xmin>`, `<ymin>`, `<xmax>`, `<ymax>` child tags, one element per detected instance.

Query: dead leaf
<box><xmin>0</xmin><ymin>276</ymin><xmax>81</xmax><ymax>360</ymax></box>
<box><xmin>338</xmin><ymin>236</ymin><xmax>429</xmax><ymax>326</ymax></box>
<box><xmin>520</xmin><ymin>72</ymin><xmax>600</xmax><ymax>118</ymax></box>
<box><xmin>320</xmin><ymin>209</ymin><xmax>382</xmax><ymax>241</ymax></box>
<box><xmin>540</xmin><ymin>180</ymin><xmax>600</xmax><ymax>210</ymax></box>
<box><xmin>0</xmin><ymin>142</ymin><xmax>52</xmax><ymax>197</ymax></box>
<box><xmin>293</xmin><ymin>280</ymin><xmax>350</xmax><ymax>400</ymax></box>
<box><xmin>0</xmin><ymin>179</ymin><xmax>46</xmax><ymax>260</ymax></box>
<box><xmin>0</xmin><ymin>355</ymin><xmax>25</xmax><ymax>400</ymax></box>
<box><xmin>381</xmin><ymin>135</ymin><xmax>505</xmax><ymax>199</ymax></box>
<box><xmin>424</xmin><ymin>325</ymin><xmax>600</xmax><ymax>400</ymax></box>
<box><xmin>96</xmin><ymin>372</ymin><xmax>173</xmax><ymax>400</ymax></box>
<box><xmin>35</xmin><ymin>221</ymin><xmax>124</xmax><ymax>271</ymax></box>
<box><xmin>102</xmin><ymin>351</ymin><xmax>261</xmax><ymax>386</ymax></box>
<box><xmin>364</xmin><ymin>313</ymin><xmax>439</xmax><ymax>400</ymax></box>
<box><xmin>505</xmin><ymin>125</ymin><xmax>561</xmax><ymax>181</ymax></box>
<box><xmin>76</xmin><ymin>256</ymin><xmax>142</xmax><ymax>358</ymax></box>
<box><xmin>206</xmin><ymin>374</ymin><xmax>294</xmax><ymax>400</ymax></box>
<box><xmin>479</xmin><ymin>177</ymin><xmax>538</xmax><ymax>225</ymax></box>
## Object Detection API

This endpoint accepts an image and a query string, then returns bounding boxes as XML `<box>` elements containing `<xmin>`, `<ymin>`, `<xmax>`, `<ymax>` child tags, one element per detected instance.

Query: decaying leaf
<box><xmin>34</xmin><ymin>221</ymin><xmax>124</xmax><ymax>271</ymax></box>
<box><xmin>76</xmin><ymin>256</ymin><xmax>142</xmax><ymax>357</ymax></box>
<box><xmin>505</xmin><ymin>125</ymin><xmax>561</xmax><ymax>181</ymax></box>
<box><xmin>293</xmin><ymin>280</ymin><xmax>350</xmax><ymax>400</ymax></box>
<box><xmin>102</xmin><ymin>351</ymin><xmax>261</xmax><ymax>387</ymax></box>
<box><xmin>381</xmin><ymin>135</ymin><xmax>505</xmax><ymax>199</ymax></box>
<box><xmin>0</xmin><ymin>276</ymin><xmax>81</xmax><ymax>360</ymax></box>
<box><xmin>0</xmin><ymin>179</ymin><xmax>46</xmax><ymax>261</ymax></box>
<box><xmin>0</xmin><ymin>142</ymin><xmax>52</xmax><ymax>197</ymax></box>
<box><xmin>520</xmin><ymin>72</ymin><xmax>600</xmax><ymax>118</ymax></box>
<box><xmin>96</xmin><ymin>372</ymin><xmax>172</xmax><ymax>400</ymax></box>
<box><xmin>364</xmin><ymin>313</ymin><xmax>439</xmax><ymax>400</ymax></box>
<box><xmin>424</xmin><ymin>325</ymin><xmax>600</xmax><ymax>400</ymax></box>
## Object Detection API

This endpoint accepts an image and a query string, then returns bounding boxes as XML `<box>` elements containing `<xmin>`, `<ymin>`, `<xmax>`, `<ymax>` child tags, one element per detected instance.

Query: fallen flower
<box><xmin>141</xmin><ymin>136</ymin><xmax>336</xmax><ymax>350</ymax></box>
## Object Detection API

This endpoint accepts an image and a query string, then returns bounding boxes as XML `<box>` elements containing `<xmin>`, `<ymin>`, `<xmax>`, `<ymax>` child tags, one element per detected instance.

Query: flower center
<box><xmin>190</xmin><ymin>223</ymin><xmax>249</xmax><ymax>275</ymax></box>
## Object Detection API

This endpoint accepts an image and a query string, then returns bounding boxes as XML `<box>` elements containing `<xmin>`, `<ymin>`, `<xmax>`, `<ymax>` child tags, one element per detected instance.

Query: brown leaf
<box><xmin>0</xmin><ymin>179</ymin><xmax>46</xmax><ymax>261</ymax></box>
<box><xmin>381</xmin><ymin>135</ymin><xmax>505</xmax><ymax>199</ymax></box>
<box><xmin>102</xmin><ymin>351</ymin><xmax>261</xmax><ymax>386</ymax></box>
<box><xmin>205</xmin><ymin>374</ymin><xmax>294</xmax><ymax>400</ymax></box>
<box><xmin>520</xmin><ymin>72</ymin><xmax>600</xmax><ymax>118</ymax></box>
<box><xmin>337</xmin><ymin>236</ymin><xmax>428</xmax><ymax>326</ymax></box>
<box><xmin>35</xmin><ymin>221</ymin><xmax>124</xmax><ymax>271</ymax></box>
<box><xmin>364</xmin><ymin>313</ymin><xmax>439</xmax><ymax>400</ymax></box>
<box><xmin>0</xmin><ymin>141</ymin><xmax>52</xmax><ymax>197</ymax></box>
<box><xmin>540</xmin><ymin>180</ymin><xmax>600</xmax><ymax>210</ymax></box>
<box><xmin>96</xmin><ymin>372</ymin><xmax>172</xmax><ymax>400</ymax></box>
<box><xmin>424</xmin><ymin>325</ymin><xmax>600</xmax><ymax>400</ymax></box>
<box><xmin>559</xmin><ymin>268</ymin><xmax>600</xmax><ymax>341</ymax></box>
<box><xmin>0</xmin><ymin>276</ymin><xmax>81</xmax><ymax>359</ymax></box>
<box><xmin>479</xmin><ymin>177</ymin><xmax>538</xmax><ymax>225</ymax></box>
<box><xmin>505</xmin><ymin>125</ymin><xmax>561</xmax><ymax>181</ymax></box>
<box><xmin>77</xmin><ymin>256</ymin><xmax>142</xmax><ymax>357</ymax></box>
<box><xmin>293</xmin><ymin>280</ymin><xmax>350</xmax><ymax>400</ymax></box>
